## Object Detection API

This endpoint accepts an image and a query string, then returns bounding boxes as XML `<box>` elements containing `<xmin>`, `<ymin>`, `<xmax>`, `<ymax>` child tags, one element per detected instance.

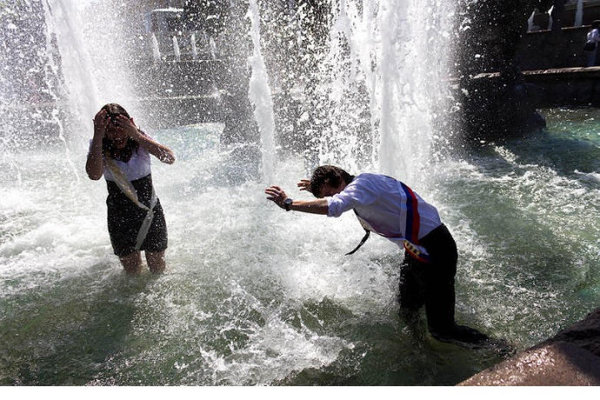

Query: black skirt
<box><xmin>106</xmin><ymin>174</ymin><xmax>168</xmax><ymax>257</ymax></box>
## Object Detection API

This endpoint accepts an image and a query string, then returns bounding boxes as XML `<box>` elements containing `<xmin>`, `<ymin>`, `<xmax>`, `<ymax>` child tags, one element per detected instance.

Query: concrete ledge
<box><xmin>459</xmin><ymin>309</ymin><xmax>600</xmax><ymax>386</ymax></box>
<box><xmin>465</xmin><ymin>67</ymin><xmax>600</xmax><ymax>107</ymax></box>
<box><xmin>473</xmin><ymin>66</ymin><xmax>600</xmax><ymax>80</ymax></box>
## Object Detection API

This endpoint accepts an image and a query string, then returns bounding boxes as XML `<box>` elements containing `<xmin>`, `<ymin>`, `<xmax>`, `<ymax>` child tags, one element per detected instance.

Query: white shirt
<box><xmin>327</xmin><ymin>173</ymin><xmax>442</xmax><ymax>248</ymax></box>
<box><xmin>588</xmin><ymin>28</ymin><xmax>600</xmax><ymax>43</ymax></box>
<box><xmin>88</xmin><ymin>136</ymin><xmax>152</xmax><ymax>182</ymax></box>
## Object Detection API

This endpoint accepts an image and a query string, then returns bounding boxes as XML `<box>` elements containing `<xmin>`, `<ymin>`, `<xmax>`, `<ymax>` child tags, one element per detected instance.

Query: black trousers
<box><xmin>398</xmin><ymin>224</ymin><xmax>457</xmax><ymax>335</ymax></box>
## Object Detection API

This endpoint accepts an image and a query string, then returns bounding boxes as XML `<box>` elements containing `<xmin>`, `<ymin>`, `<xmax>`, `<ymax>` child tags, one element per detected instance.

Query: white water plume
<box><xmin>575</xmin><ymin>0</ymin><xmax>583</xmax><ymax>27</ymax></box>
<box><xmin>44</xmin><ymin>0</ymin><xmax>99</xmax><ymax>143</ymax></box>
<box><xmin>2</xmin><ymin>0</ymin><xmax>600</xmax><ymax>386</ymax></box>
<box><xmin>44</xmin><ymin>0</ymin><xmax>141</xmax><ymax>144</ymax></box>
<box><xmin>152</xmin><ymin>33</ymin><xmax>161</xmax><ymax>62</ymax></box>
<box><xmin>191</xmin><ymin>33</ymin><xmax>198</xmax><ymax>60</ymax></box>
<box><xmin>307</xmin><ymin>0</ymin><xmax>455</xmax><ymax>187</ymax></box>
<box><xmin>173</xmin><ymin>36</ymin><xmax>181</xmax><ymax>62</ymax></box>
<box><xmin>41</xmin><ymin>0</ymin><xmax>80</xmax><ymax>180</ymax></box>
<box><xmin>247</xmin><ymin>0</ymin><xmax>276</xmax><ymax>183</ymax></box>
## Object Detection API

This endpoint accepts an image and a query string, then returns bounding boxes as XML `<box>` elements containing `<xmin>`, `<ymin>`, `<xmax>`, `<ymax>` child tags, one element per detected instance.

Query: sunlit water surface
<box><xmin>1</xmin><ymin>109</ymin><xmax>599</xmax><ymax>385</ymax></box>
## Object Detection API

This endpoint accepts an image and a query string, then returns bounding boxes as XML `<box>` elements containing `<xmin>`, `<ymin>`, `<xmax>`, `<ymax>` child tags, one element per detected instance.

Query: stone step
<box><xmin>459</xmin><ymin>308</ymin><xmax>600</xmax><ymax>385</ymax></box>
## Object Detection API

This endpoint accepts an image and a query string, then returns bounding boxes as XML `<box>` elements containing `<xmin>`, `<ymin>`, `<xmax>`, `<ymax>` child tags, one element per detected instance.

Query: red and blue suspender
<box><xmin>400</xmin><ymin>182</ymin><xmax>430</xmax><ymax>263</ymax></box>
<box><xmin>347</xmin><ymin>179</ymin><xmax>431</xmax><ymax>263</ymax></box>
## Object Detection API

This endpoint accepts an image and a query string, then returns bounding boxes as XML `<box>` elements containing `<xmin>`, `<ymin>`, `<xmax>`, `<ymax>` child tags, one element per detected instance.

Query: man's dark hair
<box><xmin>310</xmin><ymin>165</ymin><xmax>354</xmax><ymax>197</ymax></box>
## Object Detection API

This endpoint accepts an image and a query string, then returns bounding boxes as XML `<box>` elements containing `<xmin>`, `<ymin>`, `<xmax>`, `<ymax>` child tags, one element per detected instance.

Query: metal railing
<box><xmin>527</xmin><ymin>0</ymin><xmax>600</xmax><ymax>32</ymax></box>
<box><xmin>147</xmin><ymin>30</ymin><xmax>219</xmax><ymax>62</ymax></box>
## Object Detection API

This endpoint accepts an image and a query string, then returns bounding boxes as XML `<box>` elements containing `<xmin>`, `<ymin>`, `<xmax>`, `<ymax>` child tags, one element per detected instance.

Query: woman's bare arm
<box><xmin>86</xmin><ymin>109</ymin><xmax>108</xmax><ymax>180</ymax></box>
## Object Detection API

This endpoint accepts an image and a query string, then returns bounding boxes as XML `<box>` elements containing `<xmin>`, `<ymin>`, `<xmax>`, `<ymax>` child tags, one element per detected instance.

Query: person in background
<box><xmin>86</xmin><ymin>103</ymin><xmax>175</xmax><ymax>274</ymax></box>
<box><xmin>584</xmin><ymin>20</ymin><xmax>600</xmax><ymax>67</ymax></box>
<box><xmin>265</xmin><ymin>165</ymin><xmax>490</xmax><ymax>346</ymax></box>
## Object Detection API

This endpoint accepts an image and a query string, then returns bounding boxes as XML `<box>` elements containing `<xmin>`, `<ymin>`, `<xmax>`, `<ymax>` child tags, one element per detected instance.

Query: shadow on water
<box><xmin>449</xmin><ymin>158</ymin><xmax>590</xmax><ymax>322</ymax></box>
<box><xmin>279</xmin><ymin>322</ymin><xmax>509</xmax><ymax>385</ymax></box>
<box><xmin>272</xmin><ymin>297</ymin><xmax>508</xmax><ymax>386</ymax></box>
<box><xmin>0</xmin><ymin>264</ymin><xmax>154</xmax><ymax>385</ymax></box>
<box><xmin>437</xmin><ymin>122</ymin><xmax>600</xmax><ymax>350</ymax></box>
<box><xmin>0</xmin><ymin>264</ymin><xmax>511</xmax><ymax>386</ymax></box>
<box><xmin>504</xmin><ymin>132</ymin><xmax>600</xmax><ymax>180</ymax></box>
<box><xmin>459</xmin><ymin>131</ymin><xmax>599</xmax><ymax>183</ymax></box>
<box><xmin>461</xmin><ymin>108</ymin><xmax>600</xmax><ymax>185</ymax></box>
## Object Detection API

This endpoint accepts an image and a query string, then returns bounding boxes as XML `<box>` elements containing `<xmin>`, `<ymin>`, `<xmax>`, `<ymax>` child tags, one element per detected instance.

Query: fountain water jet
<box><xmin>575</xmin><ymin>0</ymin><xmax>583</xmax><ymax>27</ymax></box>
<box><xmin>191</xmin><ymin>32</ymin><xmax>198</xmax><ymax>60</ymax></box>
<box><xmin>45</xmin><ymin>0</ymin><xmax>99</xmax><ymax>137</ymax></box>
<box><xmin>247</xmin><ymin>0</ymin><xmax>276</xmax><ymax>183</ymax></box>
<box><xmin>173</xmin><ymin>35</ymin><xmax>181</xmax><ymax>62</ymax></box>
<box><xmin>6</xmin><ymin>0</ymin><xmax>598</xmax><ymax>387</ymax></box>
<box><xmin>286</xmin><ymin>0</ymin><xmax>455</xmax><ymax>187</ymax></box>
<box><xmin>151</xmin><ymin>33</ymin><xmax>161</xmax><ymax>63</ymax></box>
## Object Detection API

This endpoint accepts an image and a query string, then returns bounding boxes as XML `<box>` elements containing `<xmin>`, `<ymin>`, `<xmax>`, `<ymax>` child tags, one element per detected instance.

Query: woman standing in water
<box><xmin>86</xmin><ymin>104</ymin><xmax>175</xmax><ymax>274</ymax></box>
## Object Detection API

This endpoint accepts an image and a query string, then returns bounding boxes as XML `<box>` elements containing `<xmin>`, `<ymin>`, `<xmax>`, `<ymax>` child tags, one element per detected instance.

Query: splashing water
<box><xmin>287</xmin><ymin>0</ymin><xmax>456</xmax><ymax>188</ymax></box>
<box><xmin>1</xmin><ymin>0</ymin><xmax>599</xmax><ymax>386</ymax></box>
<box><xmin>173</xmin><ymin>36</ymin><xmax>181</xmax><ymax>62</ymax></box>
<box><xmin>151</xmin><ymin>33</ymin><xmax>161</xmax><ymax>62</ymax></box>
<box><xmin>247</xmin><ymin>0</ymin><xmax>276</xmax><ymax>183</ymax></box>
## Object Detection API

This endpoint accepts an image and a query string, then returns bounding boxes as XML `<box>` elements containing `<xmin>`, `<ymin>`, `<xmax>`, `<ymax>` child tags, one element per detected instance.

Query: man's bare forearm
<box><xmin>289</xmin><ymin>199</ymin><xmax>329</xmax><ymax>215</ymax></box>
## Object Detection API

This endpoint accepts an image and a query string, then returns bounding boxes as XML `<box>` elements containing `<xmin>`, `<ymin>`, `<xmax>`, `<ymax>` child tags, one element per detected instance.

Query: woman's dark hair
<box><xmin>101</xmin><ymin>103</ymin><xmax>138</xmax><ymax>162</ymax></box>
<box><xmin>310</xmin><ymin>165</ymin><xmax>354</xmax><ymax>197</ymax></box>
<box><xmin>593</xmin><ymin>20</ymin><xmax>600</xmax><ymax>29</ymax></box>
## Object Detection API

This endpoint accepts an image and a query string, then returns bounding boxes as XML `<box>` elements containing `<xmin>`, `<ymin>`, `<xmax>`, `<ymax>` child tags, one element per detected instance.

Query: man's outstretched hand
<box><xmin>265</xmin><ymin>184</ymin><xmax>329</xmax><ymax>215</ymax></box>
<box><xmin>297</xmin><ymin>179</ymin><xmax>312</xmax><ymax>193</ymax></box>
<box><xmin>265</xmin><ymin>185</ymin><xmax>288</xmax><ymax>209</ymax></box>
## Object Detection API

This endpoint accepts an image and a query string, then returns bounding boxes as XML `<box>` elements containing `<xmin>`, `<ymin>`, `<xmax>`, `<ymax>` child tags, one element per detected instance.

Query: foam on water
<box><xmin>1</xmin><ymin>121</ymin><xmax>405</xmax><ymax>384</ymax></box>
<box><xmin>2</xmin><ymin>0</ymin><xmax>600</xmax><ymax>386</ymax></box>
<box><xmin>2</xmin><ymin>113</ymin><xmax>599</xmax><ymax>384</ymax></box>
<box><xmin>426</xmin><ymin>122</ymin><xmax>600</xmax><ymax>345</ymax></box>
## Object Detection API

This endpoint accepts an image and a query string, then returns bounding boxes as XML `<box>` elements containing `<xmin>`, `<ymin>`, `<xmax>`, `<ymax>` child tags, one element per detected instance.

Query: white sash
<box><xmin>105</xmin><ymin>157</ymin><xmax>157</xmax><ymax>250</ymax></box>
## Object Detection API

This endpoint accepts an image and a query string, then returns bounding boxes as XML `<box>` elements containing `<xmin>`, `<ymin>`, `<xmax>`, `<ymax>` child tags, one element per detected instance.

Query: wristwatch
<box><xmin>284</xmin><ymin>198</ymin><xmax>293</xmax><ymax>211</ymax></box>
